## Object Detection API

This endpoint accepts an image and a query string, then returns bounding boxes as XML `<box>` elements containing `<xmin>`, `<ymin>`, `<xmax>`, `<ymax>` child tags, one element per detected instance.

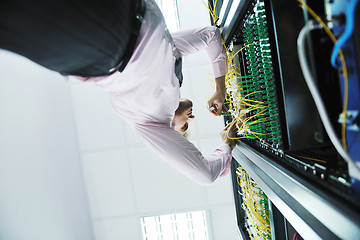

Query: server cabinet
<box><xmin>212</xmin><ymin>0</ymin><xmax>360</xmax><ymax>238</ymax></box>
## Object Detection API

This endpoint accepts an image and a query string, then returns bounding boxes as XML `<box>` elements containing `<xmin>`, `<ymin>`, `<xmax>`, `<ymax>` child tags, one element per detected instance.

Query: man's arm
<box><xmin>207</xmin><ymin>75</ymin><xmax>227</xmax><ymax>116</ymax></box>
<box><xmin>172</xmin><ymin>26</ymin><xmax>228</xmax><ymax>115</ymax></box>
<box><xmin>172</xmin><ymin>26</ymin><xmax>227</xmax><ymax>77</ymax></box>
<box><xmin>133</xmin><ymin>122</ymin><xmax>233</xmax><ymax>185</ymax></box>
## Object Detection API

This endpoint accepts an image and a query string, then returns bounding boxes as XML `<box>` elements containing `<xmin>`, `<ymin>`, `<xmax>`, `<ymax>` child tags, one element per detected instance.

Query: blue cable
<box><xmin>330</xmin><ymin>0</ymin><xmax>359</xmax><ymax>68</ymax></box>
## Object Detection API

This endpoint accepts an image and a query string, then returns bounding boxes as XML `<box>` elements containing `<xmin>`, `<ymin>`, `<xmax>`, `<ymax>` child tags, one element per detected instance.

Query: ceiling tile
<box><xmin>83</xmin><ymin>150</ymin><xmax>136</xmax><ymax>218</ymax></box>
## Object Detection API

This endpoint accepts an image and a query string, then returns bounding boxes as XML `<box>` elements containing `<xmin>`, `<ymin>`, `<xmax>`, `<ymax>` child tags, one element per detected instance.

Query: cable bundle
<box><xmin>236</xmin><ymin>166</ymin><xmax>271</xmax><ymax>240</ymax></box>
<box><xmin>206</xmin><ymin>0</ymin><xmax>282</xmax><ymax>148</ymax></box>
<box><xmin>220</xmin><ymin>1</ymin><xmax>281</xmax><ymax>149</ymax></box>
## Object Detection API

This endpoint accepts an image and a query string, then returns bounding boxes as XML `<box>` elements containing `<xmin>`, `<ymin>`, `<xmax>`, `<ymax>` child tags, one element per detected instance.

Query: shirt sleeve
<box><xmin>171</xmin><ymin>26</ymin><xmax>227</xmax><ymax>78</ymax></box>
<box><xmin>133</xmin><ymin>122</ymin><xmax>232</xmax><ymax>185</ymax></box>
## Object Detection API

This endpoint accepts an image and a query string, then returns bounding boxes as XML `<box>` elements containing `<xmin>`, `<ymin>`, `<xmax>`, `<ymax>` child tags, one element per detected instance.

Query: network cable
<box><xmin>297</xmin><ymin>20</ymin><xmax>360</xmax><ymax>178</ymax></box>
<box><xmin>330</xmin><ymin>0</ymin><xmax>359</xmax><ymax>68</ymax></box>
<box><xmin>206</xmin><ymin>0</ymin><xmax>281</xmax><ymax>147</ymax></box>
<box><xmin>297</xmin><ymin>0</ymin><xmax>349</xmax><ymax>153</ymax></box>
<box><xmin>237</xmin><ymin>167</ymin><xmax>271</xmax><ymax>240</ymax></box>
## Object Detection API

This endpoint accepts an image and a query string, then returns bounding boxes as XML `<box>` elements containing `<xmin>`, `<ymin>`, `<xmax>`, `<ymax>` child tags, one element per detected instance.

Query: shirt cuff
<box><xmin>212</xmin><ymin>61</ymin><xmax>228</xmax><ymax>79</ymax></box>
<box><xmin>217</xmin><ymin>143</ymin><xmax>232</xmax><ymax>155</ymax></box>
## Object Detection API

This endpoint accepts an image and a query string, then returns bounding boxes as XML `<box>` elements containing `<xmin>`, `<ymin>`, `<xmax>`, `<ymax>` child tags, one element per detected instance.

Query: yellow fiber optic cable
<box><xmin>237</xmin><ymin>167</ymin><xmax>271</xmax><ymax>239</ymax></box>
<box><xmin>292</xmin><ymin>154</ymin><xmax>327</xmax><ymax>163</ymax></box>
<box><xmin>298</xmin><ymin>0</ymin><xmax>348</xmax><ymax>152</ymax></box>
<box><xmin>242</xmin><ymin>109</ymin><xmax>267</xmax><ymax>122</ymax></box>
<box><xmin>230</xmin><ymin>42</ymin><xmax>256</xmax><ymax>61</ymax></box>
<box><xmin>204</xmin><ymin>1</ymin><xmax>273</xmax><ymax>144</ymax></box>
<box><xmin>248</xmin><ymin>130</ymin><xmax>267</xmax><ymax>137</ymax></box>
<box><xmin>226</xmin><ymin>117</ymin><xmax>242</xmax><ymax>139</ymax></box>
<box><xmin>253</xmin><ymin>133</ymin><xmax>273</xmax><ymax>147</ymax></box>
<box><xmin>242</xmin><ymin>90</ymin><xmax>263</xmax><ymax>99</ymax></box>
<box><xmin>203</xmin><ymin>0</ymin><xmax>219</xmax><ymax>24</ymax></box>
<box><xmin>241</xmin><ymin>98</ymin><xmax>264</xmax><ymax>104</ymax></box>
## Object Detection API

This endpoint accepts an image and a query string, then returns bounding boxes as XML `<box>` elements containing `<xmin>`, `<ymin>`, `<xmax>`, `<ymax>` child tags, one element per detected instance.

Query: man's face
<box><xmin>172</xmin><ymin>99</ymin><xmax>195</xmax><ymax>135</ymax></box>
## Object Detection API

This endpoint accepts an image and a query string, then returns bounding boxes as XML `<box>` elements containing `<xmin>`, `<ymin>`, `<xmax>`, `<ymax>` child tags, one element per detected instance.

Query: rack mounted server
<box><xmin>210</xmin><ymin>0</ymin><xmax>360</xmax><ymax>239</ymax></box>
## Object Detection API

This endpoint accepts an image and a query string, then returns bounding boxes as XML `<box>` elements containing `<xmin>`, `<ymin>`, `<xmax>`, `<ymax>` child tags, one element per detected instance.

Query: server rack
<box><xmin>212</xmin><ymin>0</ymin><xmax>360</xmax><ymax>239</ymax></box>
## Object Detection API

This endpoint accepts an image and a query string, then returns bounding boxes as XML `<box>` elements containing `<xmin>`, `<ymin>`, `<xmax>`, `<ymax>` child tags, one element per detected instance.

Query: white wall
<box><xmin>0</xmin><ymin>51</ymin><xmax>93</xmax><ymax>240</ymax></box>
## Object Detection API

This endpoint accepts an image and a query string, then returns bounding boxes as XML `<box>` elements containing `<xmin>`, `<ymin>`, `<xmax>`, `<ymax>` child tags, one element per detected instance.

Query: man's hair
<box><xmin>173</xmin><ymin>98</ymin><xmax>193</xmax><ymax>137</ymax></box>
<box><xmin>175</xmin><ymin>98</ymin><xmax>193</xmax><ymax>115</ymax></box>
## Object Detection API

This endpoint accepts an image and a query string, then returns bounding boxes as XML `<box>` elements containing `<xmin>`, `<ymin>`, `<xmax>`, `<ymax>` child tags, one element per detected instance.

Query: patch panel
<box><xmin>225</xmin><ymin>0</ymin><xmax>286</xmax><ymax>153</ymax></box>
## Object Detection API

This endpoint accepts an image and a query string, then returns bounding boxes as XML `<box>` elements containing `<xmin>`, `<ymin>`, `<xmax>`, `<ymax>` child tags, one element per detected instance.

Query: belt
<box><xmin>111</xmin><ymin>0</ymin><xmax>146</xmax><ymax>73</ymax></box>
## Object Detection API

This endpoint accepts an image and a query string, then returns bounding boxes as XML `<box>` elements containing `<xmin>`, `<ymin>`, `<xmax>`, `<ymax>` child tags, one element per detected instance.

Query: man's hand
<box><xmin>208</xmin><ymin>90</ymin><xmax>227</xmax><ymax>116</ymax></box>
<box><xmin>220</xmin><ymin>119</ymin><xmax>238</xmax><ymax>150</ymax></box>
<box><xmin>207</xmin><ymin>75</ymin><xmax>227</xmax><ymax>116</ymax></box>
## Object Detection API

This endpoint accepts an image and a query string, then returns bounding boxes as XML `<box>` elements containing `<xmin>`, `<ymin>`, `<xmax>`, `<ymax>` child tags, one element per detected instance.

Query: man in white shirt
<box><xmin>75</xmin><ymin>0</ymin><xmax>236</xmax><ymax>185</ymax></box>
<box><xmin>0</xmin><ymin>0</ymin><xmax>237</xmax><ymax>185</ymax></box>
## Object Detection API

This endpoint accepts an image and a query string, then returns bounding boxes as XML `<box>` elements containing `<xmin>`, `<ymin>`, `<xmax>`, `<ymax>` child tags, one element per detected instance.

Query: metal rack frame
<box><xmin>232</xmin><ymin>142</ymin><xmax>360</xmax><ymax>240</ymax></box>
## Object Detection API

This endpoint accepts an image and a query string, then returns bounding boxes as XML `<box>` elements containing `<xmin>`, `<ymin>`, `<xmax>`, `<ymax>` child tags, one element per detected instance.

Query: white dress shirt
<box><xmin>74</xmin><ymin>0</ymin><xmax>231</xmax><ymax>184</ymax></box>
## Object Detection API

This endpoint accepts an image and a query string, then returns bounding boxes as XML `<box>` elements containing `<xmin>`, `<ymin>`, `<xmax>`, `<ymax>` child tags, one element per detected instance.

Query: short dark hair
<box><xmin>175</xmin><ymin>98</ymin><xmax>193</xmax><ymax>116</ymax></box>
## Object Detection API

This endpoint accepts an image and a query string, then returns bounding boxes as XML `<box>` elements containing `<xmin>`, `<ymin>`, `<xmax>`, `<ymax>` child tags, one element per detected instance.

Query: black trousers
<box><xmin>0</xmin><ymin>0</ymin><xmax>135</xmax><ymax>76</ymax></box>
